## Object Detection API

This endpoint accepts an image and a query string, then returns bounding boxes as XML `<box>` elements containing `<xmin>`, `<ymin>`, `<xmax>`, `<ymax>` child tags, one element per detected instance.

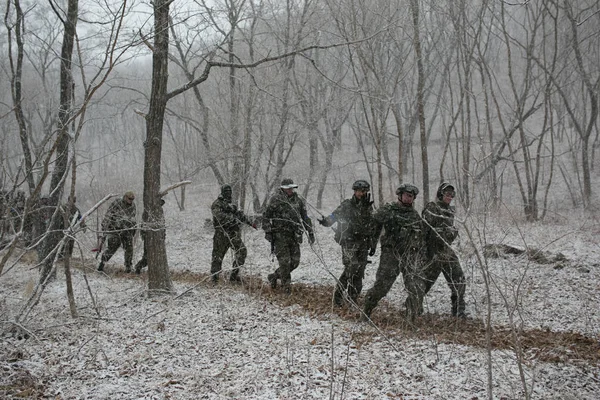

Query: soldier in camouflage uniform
<box><xmin>264</xmin><ymin>178</ymin><xmax>315</xmax><ymax>293</ymax></box>
<box><xmin>211</xmin><ymin>184</ymin><xmax>256</xmax><ymax>283</ymax></box>
<box><xmin>318</xmin><ymin>180</ymin><xmax>376</xmax><ymax>306</ymax></box>
<box><xmin>362</xmin><ymin>183</ymin><xmax>426</xmax><ymax>321</ymax></box>
<box><xmin>97</xmin><ymin>191</ymin><xmax>137</xmax><ymax>272</ymax></box>
<box><xmin>422</xmin><ymin>182</ymin><xmax>466</xmax><ymax>318</ymax></box>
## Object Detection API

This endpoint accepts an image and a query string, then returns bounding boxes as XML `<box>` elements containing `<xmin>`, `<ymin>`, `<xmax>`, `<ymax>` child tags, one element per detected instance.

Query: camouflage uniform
<box><xmin>135</xmin><ymin>199</ymin><xmax>167</xmax><ymax>275</ymax></box>
<box><xmin>134</xmin><ymin>198</ymin><xmax>165</xmax><ymax>274</ymax></box>
<box><xmin>211</xmin><ymin>185</ymin><xmax>254</xmax><ymax>283</ymax></box>
<box><xmin>422</xmin><ymin>182</ymin><xmax>466</xmax><ymax>317</ymax></box>
<box><xmin>264</xmin><ymin>179</ymin><xmax>314</xmax><ymax>293</ymax></box>
<box><xmin>320</xmin><ymin>190</ymin><xmax>375</xmax><ymax>305</ymax></box>
<box><xmin>363</xmin><ymin>188</ymin><xmax>426</xmax><ymax>320</ymax></box>
<box><xmin>98</xmin><ymin>192</ymin><xmax>136</xmax><ymax>272</ymax></box>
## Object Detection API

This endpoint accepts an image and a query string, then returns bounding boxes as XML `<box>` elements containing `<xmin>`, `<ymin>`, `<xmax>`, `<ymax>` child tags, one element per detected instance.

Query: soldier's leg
<box><xmin>230</xmin><ymin>233</ymin><xmax>247</xmax><ymax>282</ymax></box>
<box><xmin>441</xmin><ymin>255</ymin><xmax>466</xmax><ymax>316</ymax></box>
<box><xmin>363</xmin><ymin>249</ymin><xmax>400</xmax><ymax>318</ymax></box>
<box><xmin>334</xmin><ymin>244</ymin><xmax>354</xmax><ymax>305</ymax></box>
<box><xmin>211</xmin><ymin>231</ymin><xmax>230</xmax><ymax>283</ymax></box>
<box><xmin>99</xmin><ymin>235</ymin><xmax>121</xmax><ymax>271</ymax></box>
<box><xmin>402</xmin><ymin>254</ymin><xmax>426</xmax><ymax>319</ymax></box>
<box><xmin>122</xmin><ymin>233</ymin><xmax>134</xmax><ymax>272</ymax></box>
<box><xmin>269</xmin><ymin>234</ymin><xmax>289</xmax><ymax>289</ymax></box>
<box><xmin>281</xmin><ymin>239</ymin><xmax>301</xmax><ymax>293</ymax></box>
<box><xmin>134</xmin><ymin>255</ymin><xmax>147</xmax><ymax>274</ymax></box>
<box><xmin>349</xmin><ymin>242</ymin><xmax>369</xmax><ymax>301</ymax></box>
<box><xmin>421</xmin><ymin>258</ymin><xmax>443</xmax><ymax>296</ymax></box>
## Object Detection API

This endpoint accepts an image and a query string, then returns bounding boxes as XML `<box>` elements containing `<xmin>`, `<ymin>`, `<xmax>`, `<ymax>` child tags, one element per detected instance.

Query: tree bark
<box><xmin>39</xmin><ymin>0</ymin><xmax>78</xmax><ymax>283</ymax></box>
<box><xmin>410</xmin><ymin>0</ymin><xmax>430</xmax><ymax>202</ymax></box>
<box><xmin>144</xmin><ymin>0</ymin><xmax>172</xmax><ymax>294</ymax></box>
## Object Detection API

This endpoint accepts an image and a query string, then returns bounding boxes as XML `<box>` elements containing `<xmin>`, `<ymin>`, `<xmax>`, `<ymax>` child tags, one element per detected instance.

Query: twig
<box><xmin>158</xmin><ymin>180</ymin><xmax>192</xmax><ymax>197</ymax></box>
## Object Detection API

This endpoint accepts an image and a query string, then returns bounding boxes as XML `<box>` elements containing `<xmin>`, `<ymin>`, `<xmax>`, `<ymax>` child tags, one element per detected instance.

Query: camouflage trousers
<box><xmin>270</xmin><ymin>232</ymin><xmax>301</xmax><ymax>290</ymax></box>
<box><xmin>422</xmin><ymin>250</ymin><xmax>466</xmax><ymax>316</ymax></box>
<box><xmin>334</xmin><ymin>240</ymin><xmax>369</xmax><ymax>305</ymax></box>
<box><xmin>101</xmin><ymin>231</ymin><xmax>134</xmax><ymax>270</ymax></box>
<box><xmin>363</xmin><ymin>246</ymin><xmax>425</xmax><ymax>320</ymax></box>
<box><xmin>211</xmin><ymin>229</ymin><xmax>247</xmax><ymax>281</ymax></box>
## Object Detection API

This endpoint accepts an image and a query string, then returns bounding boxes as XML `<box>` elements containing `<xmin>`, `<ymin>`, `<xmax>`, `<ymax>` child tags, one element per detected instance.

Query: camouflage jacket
<box><xmin>372</xmin><ymin>202</ymin><xmax>425</xmax><ymax>255</ymax></box>
<box><xmin>322</xmin><ymin>196</ymin><xmax>375</xmax><ymax>243</ymax></box>
<box><xmin>422</xmin><ymin>200</ymin><xmax>458</xmax><ymax>257</ymax></box>
<box><xmin>263</xmin><ymin>190</ymin><xmax>313</xmax><ymax>235</ymax></box>
<box><xmin>211</xmin><ymin>196</ymin><xmax>252</xmax><ymax>233</ymax></box>
<box><xmin>101</xmin><ymin>198</ymin><xmax>136</xmax><ymax>233</ymax></box>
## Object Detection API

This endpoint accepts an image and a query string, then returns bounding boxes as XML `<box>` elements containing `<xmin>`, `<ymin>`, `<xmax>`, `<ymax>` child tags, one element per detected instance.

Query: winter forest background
<box><xmin>1</xmin><ymin>0</ymin><xmax>600</xmax><ymax>399</ymax></box>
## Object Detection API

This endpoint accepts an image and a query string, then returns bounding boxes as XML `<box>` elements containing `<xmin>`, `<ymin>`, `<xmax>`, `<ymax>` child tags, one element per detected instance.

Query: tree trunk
<box><xmin>39</xmin><ymin>0</ymin><xmax>78</xmax><ymax>284</ymax></box>
<box><xmin>145</xmin><ymin>0</ymin><xmax>172</xmax><ymax>294</ymax></box>
<box><xmin>410</xmin><ymin>0</ymin><xmax>430</xmax><ymax>202</ymax></box>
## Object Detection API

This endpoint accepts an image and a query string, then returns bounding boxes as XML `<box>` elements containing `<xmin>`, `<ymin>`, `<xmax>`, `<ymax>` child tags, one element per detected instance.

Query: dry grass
<box><xmin>163</xmin><ymin>270</ymin><xmax>600</xmax><ymax>366</ymax></box>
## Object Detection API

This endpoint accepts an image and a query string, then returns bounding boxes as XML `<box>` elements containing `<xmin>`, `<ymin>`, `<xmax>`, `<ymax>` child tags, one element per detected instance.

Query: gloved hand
<box><xmin>364</xmin><ymin>193</ymin><xmax>374</xmax><ymax>206</ymax></box>
<box><xmin>443</xmin><ymin>226</ymin><xmax>458</xmax><ymax>242</ymax></box>
<box><xmin>265</xmin><ymin>232</ymin><xmax>273</xmax><ymax>243</ymax></box>
<box><xmin>368</xmin><ymin>246</ymin><xmax>376</xmax><ymax>256</ymax></box>
<box><xmin>228</xmin><ymin>203</ymin><xmax>238</xmax><ymax>212</ymax></box>
<box><xmin>308</xmin><ymin>232</ymin><xmax>315</xmax><ymax>245</ymax></box>
<box><xmin>318</xmin><ymin>216</ymin><xmax>333</xmax><ymax>227</ymax></box>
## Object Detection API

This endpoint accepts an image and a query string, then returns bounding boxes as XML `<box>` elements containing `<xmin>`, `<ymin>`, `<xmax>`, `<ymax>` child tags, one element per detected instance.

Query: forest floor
<box><xmin>1</xmin><ymin>204</ymin><xmax>600</xmax><ymax>399</ymax></box>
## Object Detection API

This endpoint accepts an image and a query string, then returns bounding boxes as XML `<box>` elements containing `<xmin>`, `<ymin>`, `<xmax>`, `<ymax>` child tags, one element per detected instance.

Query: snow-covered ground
<box><xmin>1</xmin><ymin>196</ymin><xmax>599</xmax><ymax>399</ymax></box>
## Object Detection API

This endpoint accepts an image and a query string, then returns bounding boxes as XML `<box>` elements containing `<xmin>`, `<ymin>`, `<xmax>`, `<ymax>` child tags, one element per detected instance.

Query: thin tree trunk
<box><xmin>410</xmin><ymin>0</ymin><xmax>429</xmax><ymax>202</ymax></box>
<box><xmin>39</xmin><ymin>0</ymin><xmax>78</xmax><ymax>283</ymax></box>
<box><xmin>144</xmin><ymin>0</ymin><xmax>172</xmax><ymax>294</ymax></box>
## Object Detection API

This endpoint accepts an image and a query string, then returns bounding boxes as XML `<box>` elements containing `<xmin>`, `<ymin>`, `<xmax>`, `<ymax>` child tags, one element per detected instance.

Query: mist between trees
<box><xmin>1</xmin><ymin>0</ymin><xmax>599</xmax><ymax>290</ymax></box>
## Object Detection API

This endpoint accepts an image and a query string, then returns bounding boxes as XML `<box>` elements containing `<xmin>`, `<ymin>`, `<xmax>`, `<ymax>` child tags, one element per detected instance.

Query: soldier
<box><xmin>264</xmin><ymin>178</ymin><xmax>315</xmax><ymax>293</ymax></box>
<box><xmin>97</xmin><ymin>191</ymin><xmax>137</xmax><ymax>272</ymax></box>
<box><xmin>211</xmin><ymin>184</ymin><xmax>256</xmax><ymax>283</ymax></box>
<box><xmin>318</xmin><ymin>180</ymin><xmax>376</xmax><ymax>306</ymax></box>
<box><xmin>362</xmin><ymin>183</ymin><xmax>426</xmax><ymax>321</ymax></box>
<box><xmin>422</xmin><ymin>182</ymin><xmax>467</xmax><ymax>318</ymax></box>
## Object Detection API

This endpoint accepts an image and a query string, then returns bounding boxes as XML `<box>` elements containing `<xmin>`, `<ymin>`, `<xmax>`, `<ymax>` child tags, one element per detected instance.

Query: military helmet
<box><xmin>352</xmin><ymin>180</ymin><xmax>370</xmax><ymax>191</ymax></box>
<box><xmin>436</xmin><ymin>182</ymin><xmax>455</xmax><ymax>200</ymax></box>
<box><xmin>124</xmin><ymin>191</ymin><xmax>135</xmax><ymax>201</ymax></box>
<box><xmin>221</xmin><ymin>184</ymin><xmax>232</xmax><ymax>194</ymax></box>
<box><xmin>396</xmin><ymin>183</ymin><xmax>419</xmax><ymax>197</ymax></box>
<box><xmin>280</xmin><ymin>178</ymin><xmax>298</xmax><ymax>189</ymax></box>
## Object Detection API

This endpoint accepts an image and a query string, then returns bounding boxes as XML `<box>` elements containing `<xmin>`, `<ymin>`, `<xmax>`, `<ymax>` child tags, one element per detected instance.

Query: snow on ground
<box><xmin>1</xmin><ymin>196</ymin><xmax>600</xmax><ymax>399</ymax></box>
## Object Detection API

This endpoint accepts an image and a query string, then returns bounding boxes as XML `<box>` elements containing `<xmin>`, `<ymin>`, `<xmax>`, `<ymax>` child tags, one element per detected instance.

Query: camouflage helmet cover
<box><xmin>436</xmin><ymin>182</ymin><xmax>455</xmax><ymax>200</ymax></box>
<box><xmin>396</xmin><ymin>183</ymin><xmax>419</xmax><ymax>197</ymax></box>
<box><xmin>352</xmin><ymin>180</ymin><xmax>370</xmax><ymax>191</ymax></box>
<box><xmin>280</xmin><ymin>178</ymin><xmax>298</xmax><ymax>189</ymax></box>
<box><xmin>221</xmin><ymin>184</ymin><xmax>232</xmax><ymax>195</ymax></box>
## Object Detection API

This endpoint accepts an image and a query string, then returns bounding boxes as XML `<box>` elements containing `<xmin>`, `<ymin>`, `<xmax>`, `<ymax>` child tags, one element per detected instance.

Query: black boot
<box><xmin>97</xmin><ymin>261</ymin><xmax>105</xmax><ymax>272</ymax></box>
<box><xmin>229</xmin><ymin>271</ymin><xmax>242</xmax><ymax>284</ymax></box>
<box><xmin>360</xmin><ymin>296</ymin><xmax>376</xmax><ymax>322</ymax></box>
<box><xmin>267</xmin><ymin>273</ymin><xmax>278</xmax><ymax>289</ymax></box>
<box><xmin>134</xmin><ymin>259</ymin><xmax>145</xmax><ymax>274</ymax></box>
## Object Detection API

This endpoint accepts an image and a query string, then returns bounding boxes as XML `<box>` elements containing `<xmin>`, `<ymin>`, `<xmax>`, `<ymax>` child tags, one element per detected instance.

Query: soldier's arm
<box><xmin>300</xmin><ymin>201</ymin><xmax>313</xmax><ymax>234</ymax></box>
<box><xmin>319</xmin><ymin>201</ymin><xmax>347</xmax><ymax>227</ymax></box>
